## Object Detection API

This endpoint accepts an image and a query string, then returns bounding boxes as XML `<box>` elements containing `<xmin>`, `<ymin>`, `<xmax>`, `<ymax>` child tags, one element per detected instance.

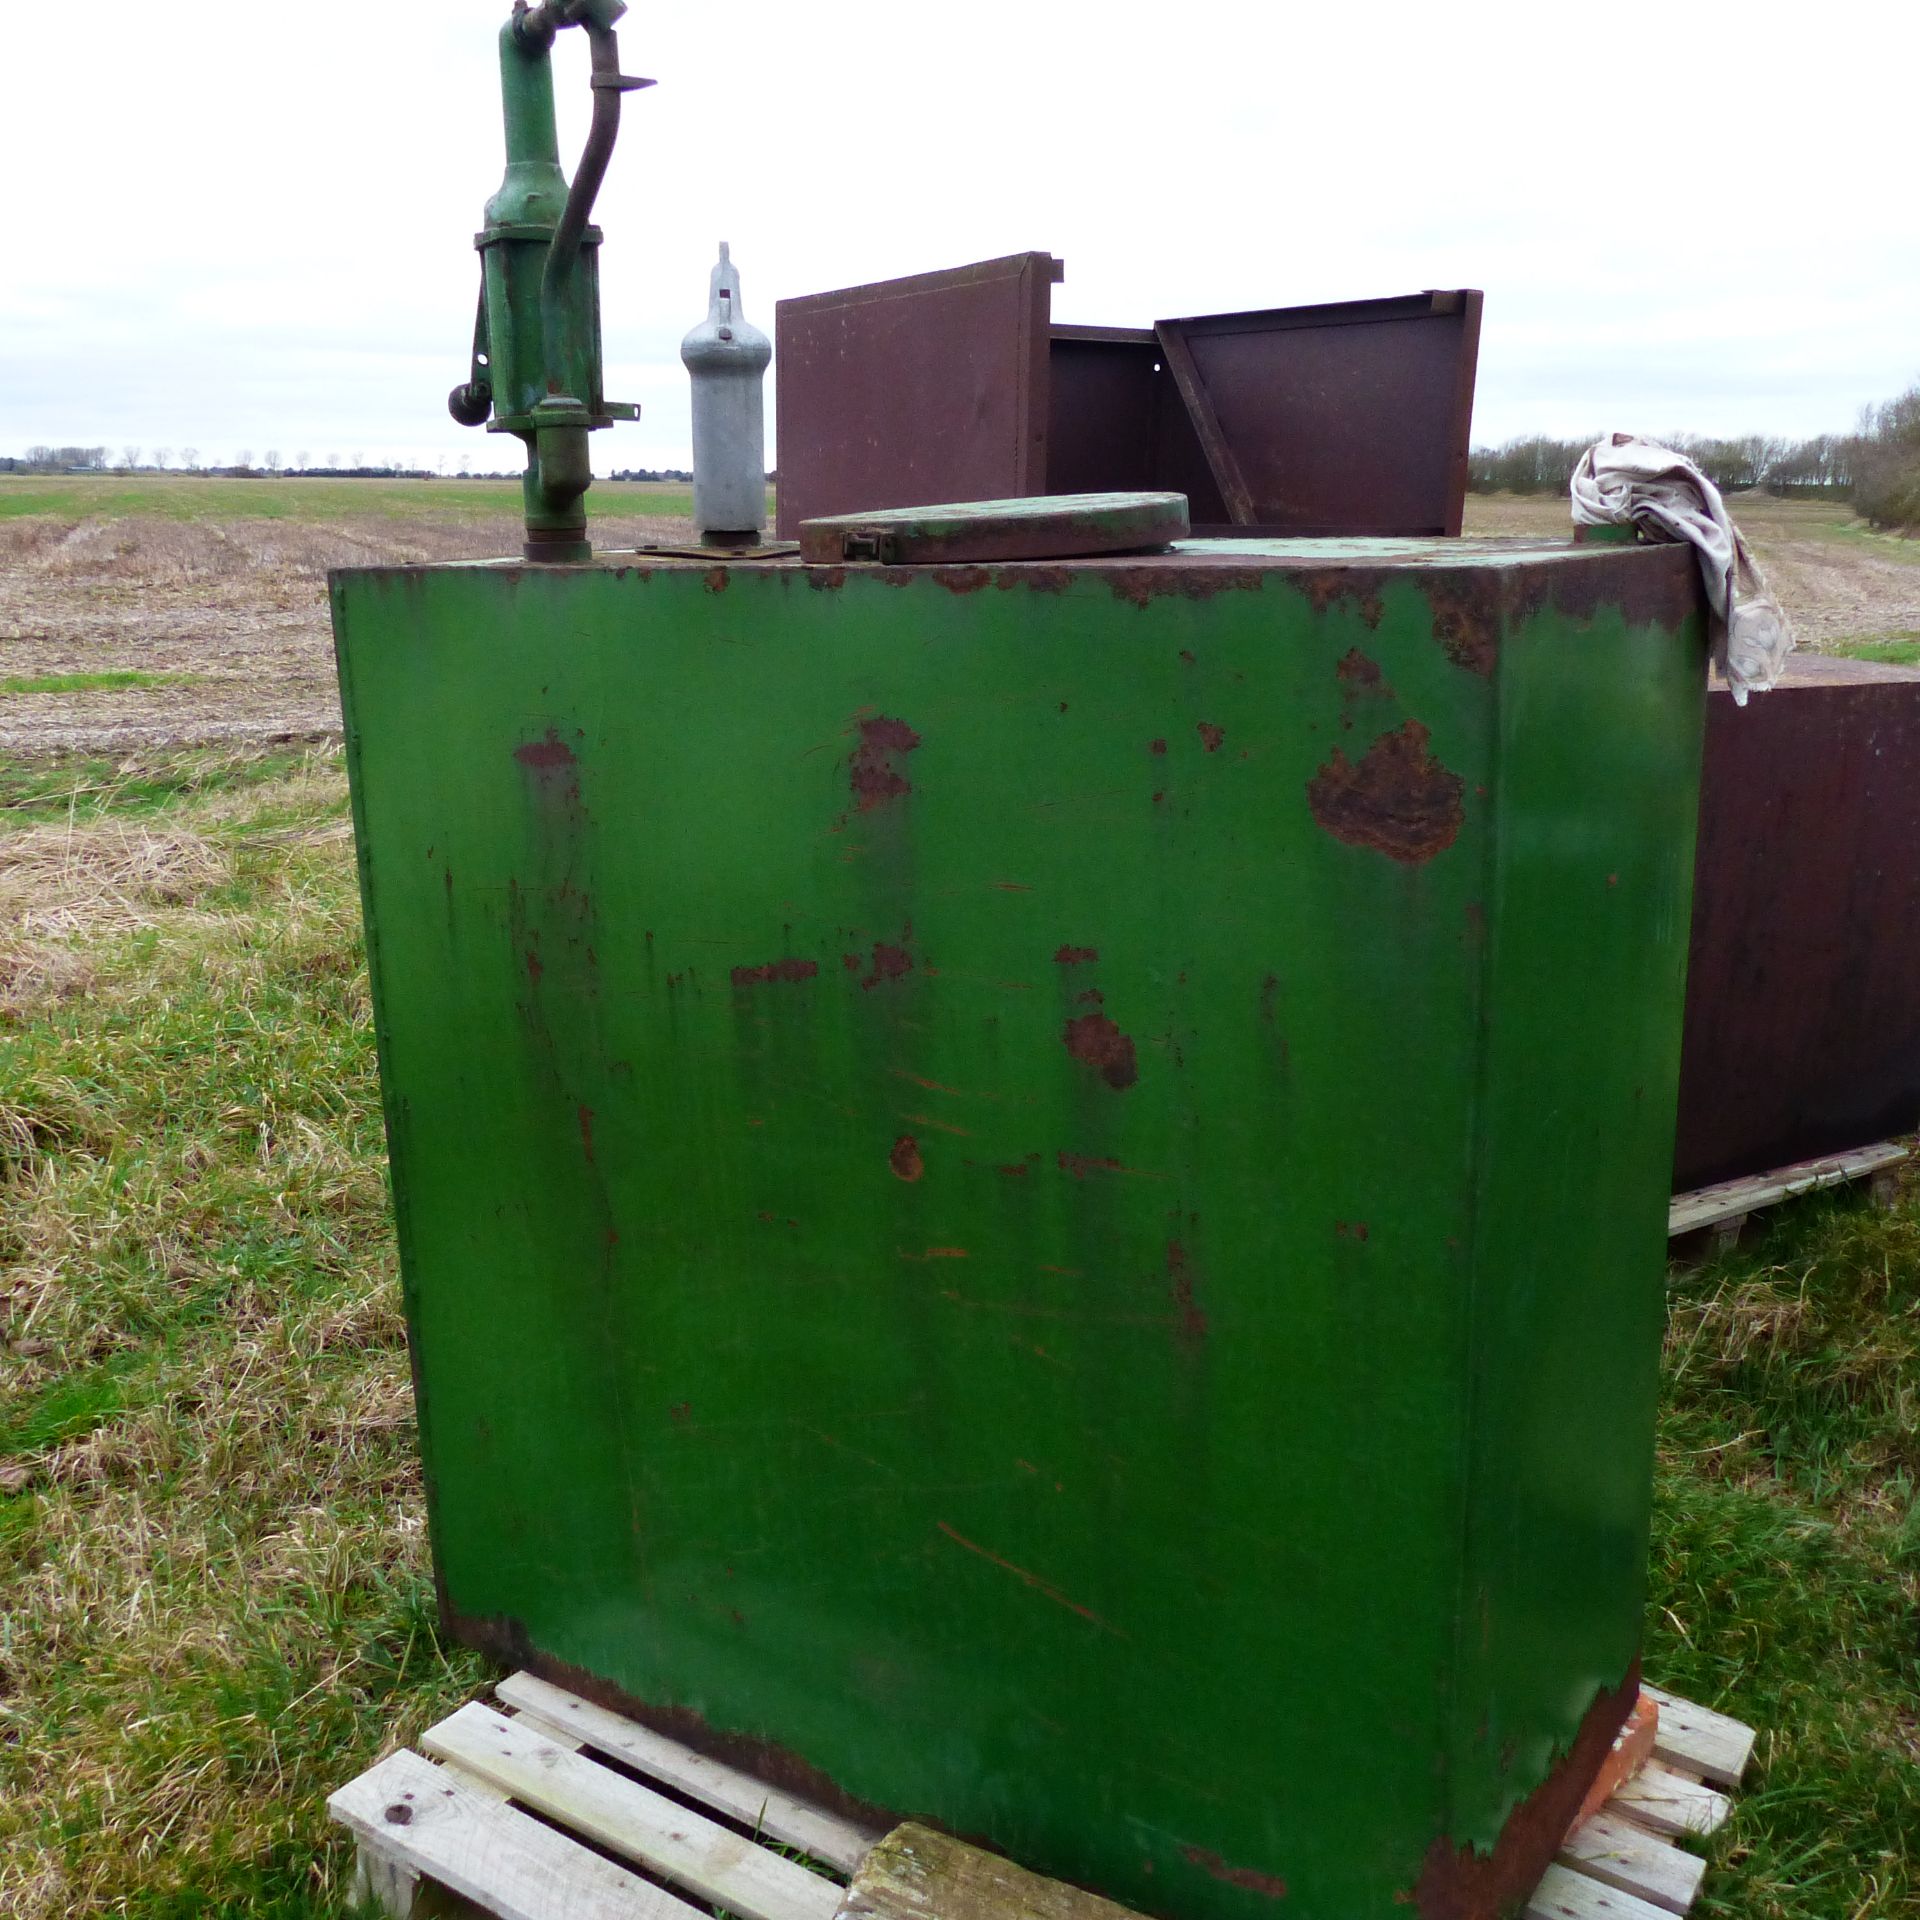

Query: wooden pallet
<box><xmin>332</xmin><ymin>1675</ymin><xmax>1755</xmax><ymax>1920</ymax></box>
<box><xmin>1670</xmin><ymin>1139</ymin><xmax>1907</xmax><ymax>1251</ymax></box>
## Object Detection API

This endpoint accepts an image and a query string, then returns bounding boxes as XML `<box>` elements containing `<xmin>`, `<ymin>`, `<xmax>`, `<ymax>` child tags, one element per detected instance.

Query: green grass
<box><xmin>0</xmin><ymin>671</ymin><xmax>195</xmax><ymax>696</ymax></box>
<box><xmin>0</xmin><ymin>472</ymin><xmax>694</xmax><ymax>525</ymax></box>
<box><xmin>0</xmin><ymin>748</ymin><xmax>329</xmax><ymax>824</ymax></box>
<box><xmin>1833</xmin><ymin>634</ymin><xmax>1920</xmax><ymax>668</ymax></box>
<box><xmin>0</xmin><ymin>751</ymin><xmax>1915</xmax><ymax>1915</ymax></box>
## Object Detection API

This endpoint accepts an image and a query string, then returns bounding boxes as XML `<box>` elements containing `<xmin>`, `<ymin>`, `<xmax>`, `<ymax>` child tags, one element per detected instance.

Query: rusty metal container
<box><xmin>773</xmin><ymin>255</ymin><xmax>1481</xmax><ymax>540</ymax></box>
<box><xmin>332</xmin><ymin>521</ymin><xmax>1706</xmax><ymax>1920</ymax></box>
<box><xmin>1675</xmin><ymin>653</ymin><xmax>1920</xmax><ymax>1188</ymax></box>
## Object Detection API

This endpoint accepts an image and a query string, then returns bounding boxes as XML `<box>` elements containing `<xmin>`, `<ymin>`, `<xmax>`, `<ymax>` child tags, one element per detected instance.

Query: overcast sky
<box><xmin>5</xmin><ymin>1</ymin><xmax>1915</xmax><ymax>472</ymax></box>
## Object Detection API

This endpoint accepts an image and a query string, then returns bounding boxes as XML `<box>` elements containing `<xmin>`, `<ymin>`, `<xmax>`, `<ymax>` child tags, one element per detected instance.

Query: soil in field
<box><xmin>1465</xmin><ymin>490</ymin><xmax>1920</xmax><ymax>647</ymax></box>
<box><xmin>0</xmin><ymin>481</ymin><xmax>700</xmax><ymax>756</ymax></box>
<box><xmin>3</xmin><ymin>480</ymin><xmax>1915</xmax><ymax>755</ymax></box>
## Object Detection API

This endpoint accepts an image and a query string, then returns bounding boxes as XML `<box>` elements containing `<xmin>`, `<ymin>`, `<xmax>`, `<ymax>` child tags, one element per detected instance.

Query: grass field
<box><xmin>0</xmin><ymin>474</ymin><xmax>694</xmax><ymax>524</ymax></box>
<box><xmin>0</xmin><ymin>747</ymin><xmax>1916</xmax><ymax>1917</ymax></box>
<box><xmin>1</xmin><ymin>482</ymin><xmax>1917</xmax><ymax>1914</ymax></box>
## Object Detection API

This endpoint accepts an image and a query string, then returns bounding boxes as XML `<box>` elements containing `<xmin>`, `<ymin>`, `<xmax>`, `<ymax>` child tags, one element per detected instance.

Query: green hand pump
<box><xmin>449</xmin><ymin>0</ymin><xmax>649</xmax><ymax>563</ymax></box>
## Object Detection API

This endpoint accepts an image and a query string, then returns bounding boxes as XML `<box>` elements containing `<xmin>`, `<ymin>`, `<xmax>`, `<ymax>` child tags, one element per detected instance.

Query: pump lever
<box><xmin>448</xmin><ymin>284</ymin><xmax>493</xmax><ymax>428</ymax></box>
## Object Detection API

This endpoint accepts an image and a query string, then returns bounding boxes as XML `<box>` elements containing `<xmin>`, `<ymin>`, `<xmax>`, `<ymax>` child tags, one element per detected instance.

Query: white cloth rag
<box><xmin>1569</xmin><ymin>434</ymin><xmax>1794</xmax><ymax>705</ymax></box>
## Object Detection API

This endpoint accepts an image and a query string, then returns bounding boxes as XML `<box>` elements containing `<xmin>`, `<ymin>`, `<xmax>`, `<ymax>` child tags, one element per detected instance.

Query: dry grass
<box><xmin>0</xmin><ymin>821</ymin><xmax>230</xmax><ymax>939</ymax></box>
<box><xmin>0</xmin><ymin>749</ymin><xmax>484</xmax><ymax>1917</ymax></box>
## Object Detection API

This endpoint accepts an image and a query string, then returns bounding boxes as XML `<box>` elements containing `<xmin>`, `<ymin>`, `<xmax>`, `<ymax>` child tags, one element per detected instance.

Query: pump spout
<box><xmin>449</xmin><ymin>0</ymin><xmax>649</xmax><ymax>564</ymax></box>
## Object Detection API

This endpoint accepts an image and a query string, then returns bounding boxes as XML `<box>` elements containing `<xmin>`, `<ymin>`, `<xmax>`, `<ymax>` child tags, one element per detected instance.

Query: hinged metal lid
<box><xmin>797</xmin><ymin>491</ymin><xmax>1189</xmax><ymax>566</ymax></box>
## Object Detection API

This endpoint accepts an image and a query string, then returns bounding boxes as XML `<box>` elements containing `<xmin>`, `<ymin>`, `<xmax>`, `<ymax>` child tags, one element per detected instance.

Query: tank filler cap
<box><xmin>797</xmin><ymin>492</ymin><xmax>1191</xmax><ymax>566</ymax></box>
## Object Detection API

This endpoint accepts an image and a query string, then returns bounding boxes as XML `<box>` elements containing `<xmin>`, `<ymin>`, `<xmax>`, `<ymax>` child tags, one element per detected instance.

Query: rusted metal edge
<box><xmin>1014</xmin><ymin>258</ymin><xmax>1056</xmax><ymax>500</ymax></box>
<box><xmin>1154</xmin><ymin>288</ymin><xmax>1479</xmax><ymax>338</ymax></box>
<box><xmin>1411</xmin><ymin>1662</ymin><xmax>1643</xmax><ymax>1920</ymax></box>
<box><xmin>1442</xmin><ymin>293</ymin><xmax>1484</xmax><ymax>536</ymax></box>
<box><xmin>775</xmin><ymin>251</ymin><xmax>1063</xmax><ymax>317</ymax></box>
<box><xmin>1050</xmin><ymin>324</ymin><xmax>1156</xmax><ymax>347</ymax></box>
<box><xmin>1152</xmin><ymin>321</ymin><xmax>1255</xmax><ymax>526</ymax></box>
<box><xmin>442</xmin><ymin>1605</ymin><xmax>909</xmax><ymax>1840</ymax></box>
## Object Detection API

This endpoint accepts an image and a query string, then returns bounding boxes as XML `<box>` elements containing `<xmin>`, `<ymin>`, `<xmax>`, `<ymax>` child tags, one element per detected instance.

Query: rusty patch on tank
<box><xmin>807</xmin><ymin>566</ymin><xmax>848</xmax><ymax>592</ymax></box>
<box><xmin>1181</xmin><ymin>1847</ymin><xmax>1286</xmax><ymax>1900</ymax></box>
<box><xmin>1109</xmin><ymin>567</ymin><xmax>1264</xmax><ymax>610</ymax></box>
<box><xmin>1335</xmin><ymin>647</ymin><xmax>1388</xmax><ymax>693</ymax></box>
<box><xmin>1064</xmin><ymin>1011</ymin><xmax>1137</xmax><ymax>1090</ymax></box>
<box><xmin>703</xmin><ymin>567</ymin><xmax>730</xmax><ymax>594</ymax></box>
<box><xmin>889</xmin><ymin>1135</ymin><xmax>924</xmax><ymax>1182</ymax></box>
<box><xmin>863</xmin><ymin>942</ymin><xmax>914</xmax><ymax>990</ymax></box>
<box><xmin>931</xmin><ymin>566</ymin><xmax>993</xmax><ymax>595</ymax></box>
<box><xmin>1296</xmin><ymin>568</ymin><xmax>1388</xmax><ymax>627</ymax></box>
<box><xmin>998</xmin><ymin>566</ymin><xmax>1072</xmax><ymax>595</ymax></box>
<box><xmin>849</xmin><ymin>715</ymin><xmax>922</xmax><ymax>812</ymax></box>
<box><xmin>577</xmin><ymin>1104</ymin><xmax>596</xmax><ymax>1165</ymax></box>
<box><xmin>1410</xmin><ymin>1664</ymin><xmax>1641</xmax><ymax>1920</ymax></box>
<box><xmin>1054</xmin><ymin>946</ymin><xmax>1099</xmax><ymax>966</ymax></box>
<box><xmin>514</xmin><ymin>731</ymin><xmax>577</xmax><ymax>770</ymax></box>
<box><xmin>1197</xmin><ymin>722</ymin><xmax>1225</xmax><ymax>753</ymax></box>
<box><xmin>730</xmin><ymin>958</ymin><xmax>819</xmax><ymax>987</ymax></box>
<box><xmin>1168</xmin><ymin>1241</ymin><xmax>1208</xmax><ymax>1341</ymax></box>
<box><xmin>1424</xmin><ymin>573</ymin><xmax>1502</xmax><ymax>677</ymax></box>
<box><xmin>1306</xmin><ymin>721</ymin><xmax>1466</xmax><ymax>865</ymax></box>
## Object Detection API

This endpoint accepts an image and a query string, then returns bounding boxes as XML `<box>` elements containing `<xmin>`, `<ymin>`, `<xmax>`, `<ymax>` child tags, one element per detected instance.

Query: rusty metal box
<box><xmin>1676</xmin><ymin>653</ymin><xmax>1920</xmax><ymax>1188</ymax></box>
<box><xmin>773</xmin><ymin>254</ymin><xmax>1481</xmax><ymax>540</ymax></box>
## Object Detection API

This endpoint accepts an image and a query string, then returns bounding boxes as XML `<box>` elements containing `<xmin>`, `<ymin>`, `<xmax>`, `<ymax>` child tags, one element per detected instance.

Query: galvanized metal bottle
<box><xmin>681</xmin><ymin>244</ymin><xmax>771</xmax><ymax>546</ymax></box>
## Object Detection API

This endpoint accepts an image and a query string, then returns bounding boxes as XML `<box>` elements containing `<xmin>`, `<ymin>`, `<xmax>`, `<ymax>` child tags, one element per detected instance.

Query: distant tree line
<box><xmin>1853</xmin><ymin>386</ymin><xmax>1920</xmax><ymax>530</ymax></box>
<box><xmin>1468</xmin><ymin>431</ymin><xmax>1858</xmax><ymax>499</ymax></box>
<box><xmin>2</xmin><ymin>449</ymin><xmax>711</xmax><ymax>484</ymax></box>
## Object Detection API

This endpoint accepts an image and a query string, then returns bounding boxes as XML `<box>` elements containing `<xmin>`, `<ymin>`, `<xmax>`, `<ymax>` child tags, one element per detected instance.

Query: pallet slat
<box><xmin>1559</xmin><ymin>1807</ymin><xmax>1705</xmax><ymax>1916</ymax></box>
<box><xmin>497</xmin><ymin>1670</ymin><xmax>879</xmax><ymax>1874</ymax></box>
<box><xmin>1527</xmin><ymin>1861</ymin><xmax>1680</xmax><ymax>1920</ymax></box>
<box><xmin>333</xmin><ymin>1673</ymin><xmax>1748</xmax><ymax>1920</ymax></box>
<box><xmin>1640</xmin><ymin>1684</ymin><xmax>1756</xmax><ymax>1788</ymax></box>
<box><xmin>1611</xmin><ymin>1761</ymin><xmax>1732</xmax><ymax>1838</ymax></box>
<box><xmin>1669</xmin><ymin>1142</ymin><xmax>1906</xmax><ymax>1236</ymax></box>
<box><xmin>426</xmin><ymin>1701</ymin><xmax>844</xmax><ymax>1920</ymax></box>
<box><xmin>330</xmin><ymin>1746</ymin><xmax>702</xmax><ymax>1920</ymax></box>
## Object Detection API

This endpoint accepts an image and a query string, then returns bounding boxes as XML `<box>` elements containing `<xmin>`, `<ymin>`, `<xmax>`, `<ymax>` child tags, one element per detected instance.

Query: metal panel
<box><xmin>1045</xmin><ymin>329</ymin><xmax>1158</xmax><ymax>495</ymax></box>
<box><xmin>1675</xmin><ymin>653</ymin><xmax>1920</xmax><ymax>1190</ymax></box>
<box><xmin>774</xmin><ymin>253</ymin><xmax>1061</xmax><ymax>537</ymax></box>
<box><xmin>334</xmin><ymin>538</ymin><xmax>1704</xmax><ymax>1920</ymax></box>
<box><xmin>773</xmin><ymin>259</ymin><xmax>1479</xmax><ymax>540</ymax></box>
<box><xmin>1155</xmin><ymin>291</ymin><xmax>1483</xmax><ymax>535</ymax></box>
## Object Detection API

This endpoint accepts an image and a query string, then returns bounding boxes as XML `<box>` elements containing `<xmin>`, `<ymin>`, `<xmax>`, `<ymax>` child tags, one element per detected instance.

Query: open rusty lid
<box><xmin>796</xmin><ymin>491</ymin><xmax>1188</xmax><ymax>566</ymax></box>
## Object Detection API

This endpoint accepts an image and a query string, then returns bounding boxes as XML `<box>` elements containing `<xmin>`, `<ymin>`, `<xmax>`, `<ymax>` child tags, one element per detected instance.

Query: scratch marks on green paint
<box><xmin>730</xmin><ymin>958</ymin><xmax>820</xmax><ymax>987</ymax></box>
<box><xmin>1179</xmin><ymin>1846</ymin><xmax>1289</xmax><ymax>1902</ymax></box>
<box><xmin>934</xmin><ymin>1521</ymin><xmax>1127</xmax><ymax>1637</ymax></box>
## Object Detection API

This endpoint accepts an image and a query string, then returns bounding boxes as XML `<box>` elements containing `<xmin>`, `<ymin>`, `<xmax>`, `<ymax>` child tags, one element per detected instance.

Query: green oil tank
<box><xmin>332</xmin><ymin>507</ymin><xmax>1705</xmax><ymax>1920</ymax></box>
